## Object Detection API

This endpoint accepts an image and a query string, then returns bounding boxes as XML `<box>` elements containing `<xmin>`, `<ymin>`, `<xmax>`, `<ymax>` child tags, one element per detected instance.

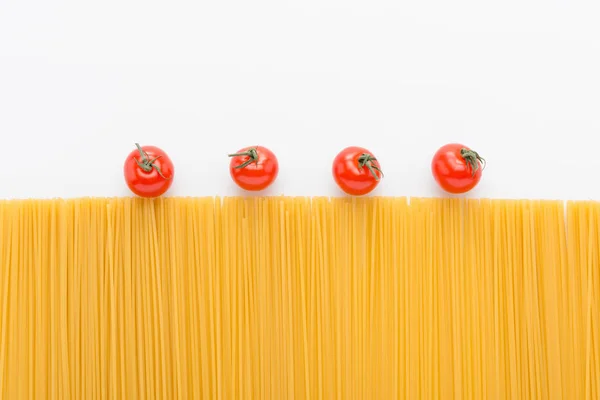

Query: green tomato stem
<box><xmin>357</xmin><ymin>153</ymin><xmax>383</xmax><ymax>181</ymax></box>
<box><xmin>133</xmin><ymin>143</ymin><xmax>169</xmax><ymax>179</ymax></box>
<box><xmin>460</xmin><ymin>148</ymin><xmax>486</xmax><ymax>177</ymax></box>
<box><xmin>229</xmin><ymin>147</ymin><xmax>259</xmax><ymax>169</ymax></box>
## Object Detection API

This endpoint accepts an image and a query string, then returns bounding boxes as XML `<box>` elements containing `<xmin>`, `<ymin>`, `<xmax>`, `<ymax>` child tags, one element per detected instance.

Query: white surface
<box><xmin>1</xmin><ymin>0</ymin><xmax>599</xmax><ymax>199</ymax></box>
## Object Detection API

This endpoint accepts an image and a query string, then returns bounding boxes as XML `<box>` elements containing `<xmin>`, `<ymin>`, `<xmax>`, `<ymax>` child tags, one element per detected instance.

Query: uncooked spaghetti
<box><xmin>0</xmin><ymin>197</ymin><xmax>598</xmax><ymax>398</ymax></box>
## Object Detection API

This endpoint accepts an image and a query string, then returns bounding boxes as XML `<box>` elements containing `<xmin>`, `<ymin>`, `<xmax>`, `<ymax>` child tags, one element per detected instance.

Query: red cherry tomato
<box><xmin>124</xmin><ymin>143</ymin><xmax>174</xmax><ymax>198</ymax></box>
<box><xmin>431</xmin><ymin>143</ymin><xmax>485</xmax><ymax>194</ymax></box>
<box><xmin>228</xmin><ymin>146</ymin><xmax>279</xmax><ymax>191</ymax></box>
<box><xmin>332</xmin><ymin>146</ymin><xmax>383</xmax><ymax>196</ymax></box>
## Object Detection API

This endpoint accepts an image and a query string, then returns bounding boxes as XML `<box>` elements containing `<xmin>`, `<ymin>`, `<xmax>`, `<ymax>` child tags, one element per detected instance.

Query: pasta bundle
<box><xmin>0</xmin><ymin>197</ymin><xmax>598</xmax><ymax>399</ymax></box>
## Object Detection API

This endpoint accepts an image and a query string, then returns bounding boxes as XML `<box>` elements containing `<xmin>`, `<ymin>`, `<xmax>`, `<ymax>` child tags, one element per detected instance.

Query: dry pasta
<box><xmin>0</xmin><ymin>197</ymin><xmax>598</xmax><ymax>399</ymax></box>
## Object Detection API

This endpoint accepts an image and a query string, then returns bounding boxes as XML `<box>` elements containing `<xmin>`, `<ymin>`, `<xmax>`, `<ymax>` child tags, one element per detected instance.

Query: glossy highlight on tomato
<box><xmin>124</xmin><ymin>143</ymin><xmax>174</xmax><ymax>198</ymax></box>
<box><xmin>332</xmin><ymin>146</ymin><xmax>383</xmax><ymax>196</ymax></box>
<box><xmin>431</xmin><ymin>143</ymin><xmax>485</xmax><ymax>194</ymax></box>
<box><xmin>228</xmin><ymin>146</ymin><xmax>279</xmax><ymax>191</ymax></box>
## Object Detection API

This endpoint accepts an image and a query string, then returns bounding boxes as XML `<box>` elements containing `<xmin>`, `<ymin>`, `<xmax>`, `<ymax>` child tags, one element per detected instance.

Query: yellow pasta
<box><xmin>0</xmin><ymin>197</ymin><xmax>598</xmax><ymax>399</ymax></box>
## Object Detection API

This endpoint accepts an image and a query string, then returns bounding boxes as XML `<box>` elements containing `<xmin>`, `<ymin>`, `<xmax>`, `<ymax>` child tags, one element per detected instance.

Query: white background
<box><xmin>1</xmin><ymin>0</ymin><xmax>599</xmax><ymax>199</ymax></box>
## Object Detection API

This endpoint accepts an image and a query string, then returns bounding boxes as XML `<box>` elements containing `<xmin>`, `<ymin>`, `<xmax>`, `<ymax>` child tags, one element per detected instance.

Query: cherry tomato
<box><xmin>228</xmin><ymin>146</ymin><xmax>279</xmax><ymax>191</ymax></box>
<box><xmin>124</xmin><ymin>143</ymin><xmax>174</xmax><ymax>198</ymax></box>
<box><xmin>332</xmin><ymin>146</ymin><xmax>383</xmax><ymax>196</ymax></box>
<box><xmin>431</xmin><ymin>143</ymin><xmax>485</xmax><ymax>194</ymax></box>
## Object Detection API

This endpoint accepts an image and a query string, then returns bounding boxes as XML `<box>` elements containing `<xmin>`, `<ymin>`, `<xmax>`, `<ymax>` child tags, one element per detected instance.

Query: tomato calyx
<box><xmin>357</xmin><ymin>153</ymin><xmax>383</xmax><ymax>181</ymax></box>
<box><xmin>460</xmin><ymin>148</ymin><xmax>486</xmax><ymax>176</ymax></box>
<box><xmin>229</xmin><ymin>147</ymin><xmax>259</xmax><ymax>169</ymax></box>
<box><xmin>134</xmin><ymin>143</ymin><xmax>169</xmax><ymax>179</ymax></box>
